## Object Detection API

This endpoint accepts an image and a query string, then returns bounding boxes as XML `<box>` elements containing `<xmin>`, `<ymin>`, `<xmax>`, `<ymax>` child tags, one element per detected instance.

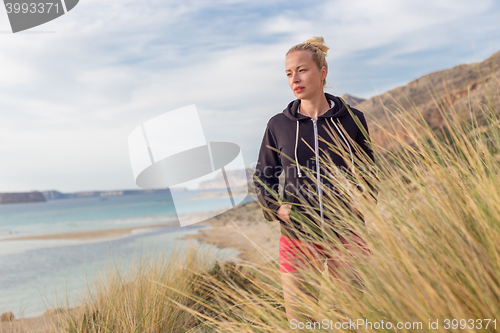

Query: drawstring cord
<box><xmin>330</xmin><ymin>118</ymin><xmax>355</xmax><ymax>174</ymax></box>
<box><xmin>294</xmin><ymin>101</ymin><xmax>354</xmax><ymax>177</ymax></box>
<box><xmin>295</xmin><ymin>120</ymin><xmax>303</xmax><ymax>178</ymax></box>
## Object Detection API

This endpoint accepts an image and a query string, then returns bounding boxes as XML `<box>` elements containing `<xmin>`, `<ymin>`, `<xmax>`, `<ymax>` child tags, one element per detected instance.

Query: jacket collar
<box><xmin>283</xmin><ymin>92</ymin><xmax>349</xmax><ymax>121</ymax></box>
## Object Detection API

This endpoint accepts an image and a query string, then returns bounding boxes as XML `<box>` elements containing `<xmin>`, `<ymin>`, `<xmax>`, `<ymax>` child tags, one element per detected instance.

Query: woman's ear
<box><xmin>320</xmin><ymin>66</ymin><xmax>327</xmax><ymax>82</ymax></box>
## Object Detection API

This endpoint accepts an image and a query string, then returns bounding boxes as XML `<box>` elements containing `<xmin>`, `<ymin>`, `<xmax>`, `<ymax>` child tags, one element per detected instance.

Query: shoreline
<box><xmin>0</xmin><ymin>199</ymin><xmax>280</xmax><ymax>332</ymax></box>
<box><xmin>0</xmin><ymin>205</ymin><xmax>240</xmax><ymax>242</ymax></box>
<box><xmin>0</xmin><ymin>198</ymin><xmax>277</xmax><ymax>262</ymax></box>
<box><xmin>0</xmin><ymin>222</ymin><xmax>179</xmax><ymax>242</ymax></box>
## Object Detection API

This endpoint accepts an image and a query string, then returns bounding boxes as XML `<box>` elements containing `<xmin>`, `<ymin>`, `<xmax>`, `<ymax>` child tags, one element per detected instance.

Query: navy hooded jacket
<box><xmin>252</xmin><ymin>92</ymin><xmax>377</xmax><ymax>241</ymax></box>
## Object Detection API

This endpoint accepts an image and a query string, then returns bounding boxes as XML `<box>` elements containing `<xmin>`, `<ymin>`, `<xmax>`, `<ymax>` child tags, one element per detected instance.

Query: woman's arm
<box><xmin>354</xmin><ymin>112</ymin><xmax>379</xmax><ymax>203</ymax></box>
<box><xmin>253</xmin><ymin>122</ymin><xmax>284</xmax><ymax>221</ymax></box>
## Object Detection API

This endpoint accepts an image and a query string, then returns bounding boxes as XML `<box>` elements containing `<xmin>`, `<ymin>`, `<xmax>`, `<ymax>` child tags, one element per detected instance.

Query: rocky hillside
<box><xmin>41</xmin><ymin>188</ymin><xmax>179</xmax><ymax>200</ymax></box>
<box><xmin>341</xmin><ymin>94</ymin><xmax>365</xmax><ymax>107</ymax></box>
<box><xmin>356</xmin><ymin>51</ymin><xmax>500</xmax><ymax>150</ymax></box>
<box><xmin>198</xmin><ymin>168</ymin><xmax>251</xmax><ymax>190</ymax></box>
<box><xmin>0</xmin><ymin>191</ymin><xmax>45</xmax><ymax>204</ymax></box>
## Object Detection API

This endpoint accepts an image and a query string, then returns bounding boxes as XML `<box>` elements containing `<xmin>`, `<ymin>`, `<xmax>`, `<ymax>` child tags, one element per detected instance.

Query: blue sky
<box><xmin>0</xmin><ymin>0</ymin><xmax>499</xmax><ymax>192</ymax></box>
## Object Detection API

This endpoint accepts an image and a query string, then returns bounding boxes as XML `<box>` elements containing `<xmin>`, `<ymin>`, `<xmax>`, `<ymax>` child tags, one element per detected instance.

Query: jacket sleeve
<box><xmin>354</xmin><ymin>112</ymin><xmax>379</xmax><ymax>203</ymax></box>
<box><xmin>253</xmin><ymin>122</ymin><xmax>283</xmax><ymax>221</ymax></box>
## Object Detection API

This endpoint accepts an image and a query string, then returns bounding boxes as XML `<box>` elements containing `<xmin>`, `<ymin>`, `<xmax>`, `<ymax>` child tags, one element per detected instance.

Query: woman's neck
<box><xmin>299</xmin><ymin>93</ymin><xmax>330</xmax><ymax>120</ymax></box>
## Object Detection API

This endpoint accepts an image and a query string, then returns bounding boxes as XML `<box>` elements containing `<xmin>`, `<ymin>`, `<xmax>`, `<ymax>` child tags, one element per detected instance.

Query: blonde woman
<box><xmin>253</xmin><ymin>36</ymin><xmax>376</xmax><ymax>323</ymax></box>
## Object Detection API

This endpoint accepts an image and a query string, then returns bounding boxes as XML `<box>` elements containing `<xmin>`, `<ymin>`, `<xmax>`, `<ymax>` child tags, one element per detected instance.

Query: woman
<box><xmin>252</xmin><ymin>36</ymin><xmax>377</xmax><ymax>323</ymax></box>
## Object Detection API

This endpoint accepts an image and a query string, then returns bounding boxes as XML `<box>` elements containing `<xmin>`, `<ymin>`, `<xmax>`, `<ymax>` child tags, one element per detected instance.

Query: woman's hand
<box><xmin>277</xmin><ymin>204</ymin><xmax>292</xmax><ymax>222</ymax></box>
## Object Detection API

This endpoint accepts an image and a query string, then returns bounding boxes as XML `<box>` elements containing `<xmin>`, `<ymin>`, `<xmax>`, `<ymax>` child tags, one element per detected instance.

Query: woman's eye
<box><xmin>299</xmin><ymin>69</ymin><xmax>306</xmax><ymax>72</ymax></box>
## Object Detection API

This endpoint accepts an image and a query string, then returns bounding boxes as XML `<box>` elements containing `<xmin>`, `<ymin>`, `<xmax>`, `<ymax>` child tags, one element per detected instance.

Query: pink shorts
<box><xmin>279</xmin><ymin>233</ymin><xmax>371</xmax><ymax>273</ymax></box>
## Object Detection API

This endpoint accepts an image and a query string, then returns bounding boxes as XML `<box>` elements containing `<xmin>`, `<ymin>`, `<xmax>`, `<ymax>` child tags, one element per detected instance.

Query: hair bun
<box><xmin>286</xmin><ymin>36</ymin><xmax>329</xmax><ymax>86</ymax></box>
<box><xmin>303</xmin><ymin>36</ymin><xmax>329</xmax><ymax>56</ymax></box>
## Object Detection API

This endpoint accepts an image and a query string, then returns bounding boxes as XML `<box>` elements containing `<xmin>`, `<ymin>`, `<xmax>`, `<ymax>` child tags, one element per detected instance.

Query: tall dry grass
<box><xmin>53</xmin><ymin>81</ymin><xmax>500</xmax><ymax>332</ymax></box>
<box><xmin>48</xmin><ymin>241</ymin><xmax>237</xmax><ymax>333</ymax></box>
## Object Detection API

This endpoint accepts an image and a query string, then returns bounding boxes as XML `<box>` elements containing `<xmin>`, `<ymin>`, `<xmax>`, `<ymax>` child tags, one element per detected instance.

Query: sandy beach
<box><xmin>182</xmin><ymin>200</ymin><xmax>281</xmax><ymax>264</ymax></box>
<box><xmin>0</xmin><ymin>222</ymin><xmax>179</xmax><ymax>242</ymax></box>
<box><xmin>0</xmin><ymin>309</ymin><xmax>79</xmax><ymax>333</ymax></box>
<box><xmin>0</xmin><ymin>199</ymin><xmax>280</xmax><ymax>332</ymax></box>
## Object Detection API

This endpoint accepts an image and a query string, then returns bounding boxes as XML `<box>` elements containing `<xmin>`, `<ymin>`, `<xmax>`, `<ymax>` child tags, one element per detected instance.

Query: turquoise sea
<box><xmin>0</xmin><ymin>189</ymin><xmax>252</xmax><ymax>318</ymax></box>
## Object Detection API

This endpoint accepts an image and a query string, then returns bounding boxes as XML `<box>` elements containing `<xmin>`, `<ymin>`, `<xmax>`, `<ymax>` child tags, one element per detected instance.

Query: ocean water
<box><xmin>0</xmin><ymin>190</ymin><xmax>253</xmax><ymax>318</ymax></box>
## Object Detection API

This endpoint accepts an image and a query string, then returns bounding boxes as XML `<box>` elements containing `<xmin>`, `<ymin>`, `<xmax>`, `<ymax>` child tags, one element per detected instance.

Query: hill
<box><xmin>341</xmin><ymin>94</ymin><xmax>365</xmax><ymax>106</ymax></box>
<box><xmin>356</xmin><ymin>51</ymin><xmax>500</xmax><ymax>150</ymax></box>
<box><xmin>198</xmin><ymin>168</ymin><xmax>252</xmax><ymax>190</ymax></box>
<box><xmin>0</xmin><ymin>191</ymin><xmax>45</xmax><ymax>204</ymax></box>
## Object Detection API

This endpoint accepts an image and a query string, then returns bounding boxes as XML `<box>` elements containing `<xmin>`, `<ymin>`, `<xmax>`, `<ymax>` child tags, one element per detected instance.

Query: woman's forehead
<box><xmin>285</xmin><ymin>50</ymin><xmax>313</xmax><ymax>69</ymax></box>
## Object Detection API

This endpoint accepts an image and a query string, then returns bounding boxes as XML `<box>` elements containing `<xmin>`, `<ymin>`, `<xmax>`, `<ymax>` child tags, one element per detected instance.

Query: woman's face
<box><xmin>285</xmin><ymin>50</ymin><xmax>326</xmax><ymax>100</ymax></box>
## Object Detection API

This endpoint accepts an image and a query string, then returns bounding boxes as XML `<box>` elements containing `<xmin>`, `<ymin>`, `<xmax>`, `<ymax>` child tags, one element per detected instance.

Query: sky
<box><xmin>0</xmin><ymin>0</ymin><xmax>499</xmax><ymax>193</ymax></box>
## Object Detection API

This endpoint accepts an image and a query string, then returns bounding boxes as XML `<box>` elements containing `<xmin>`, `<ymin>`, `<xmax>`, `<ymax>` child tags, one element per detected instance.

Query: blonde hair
<box><xmin>286</xmin><ymin>36</ymin><xmax>329</xmax><ymax>86</ymax></box>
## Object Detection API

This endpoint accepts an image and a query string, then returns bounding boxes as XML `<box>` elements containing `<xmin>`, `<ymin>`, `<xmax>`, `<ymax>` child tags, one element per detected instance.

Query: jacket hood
<box><xmin>283</xmin><ymin>93</ymin><xmax>349</xmax><ymax>121</ymax></box>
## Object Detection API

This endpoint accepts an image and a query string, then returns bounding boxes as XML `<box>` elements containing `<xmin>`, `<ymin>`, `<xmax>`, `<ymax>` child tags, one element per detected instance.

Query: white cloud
<box><xmin>0</xmin><ymin>0</ymin><xmax>498</xmax><ymax>192</ymax></box>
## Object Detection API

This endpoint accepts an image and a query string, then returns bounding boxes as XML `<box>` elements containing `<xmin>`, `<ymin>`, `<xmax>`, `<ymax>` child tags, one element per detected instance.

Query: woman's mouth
<box><xmin>294</xmin><ymin>87</ymin><xmax>304</xmax><ymax>93</ymax></box>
